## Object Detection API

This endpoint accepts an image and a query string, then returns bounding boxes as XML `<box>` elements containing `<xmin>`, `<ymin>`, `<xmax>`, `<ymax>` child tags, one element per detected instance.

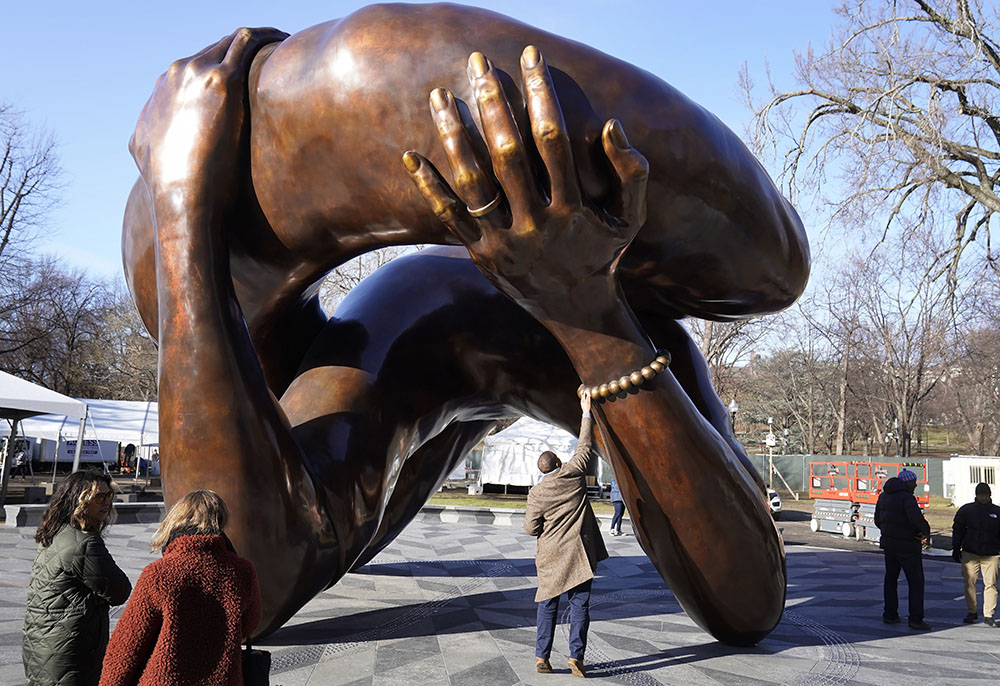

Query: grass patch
<box><xmin>428</xmin><ymin>492</ymin><xmax>528</xmax><ymax>509</ymax></box>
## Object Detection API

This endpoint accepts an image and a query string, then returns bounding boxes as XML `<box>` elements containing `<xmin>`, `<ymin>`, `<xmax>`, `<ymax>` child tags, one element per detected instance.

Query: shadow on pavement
<box><xmin>355</xmin><ymin>557</ymin><xmax>537</xmax><ymax>577</ymax></box>
<box><xmin>774</xmin><ymin>509</ymin><xmax>811</xmax><ymax>522</ymax></box>
<box><xmin>258</xmin><ymin>549</ymin><xmax>961</xmax><ymax>654</ymax></box>
<box><xmin>583</xmin><ymin>641</ymin><xmax>769</xmax><ymax>678</ymax></box>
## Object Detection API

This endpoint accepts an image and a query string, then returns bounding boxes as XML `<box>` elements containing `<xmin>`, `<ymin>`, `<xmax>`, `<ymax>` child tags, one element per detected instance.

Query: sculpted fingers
<box><xmin>468</xmin><ymin>52</ymin><xmax>538</xmax><ymax>221</ymax></box>
<box><xmin>182</xmin><ymin>28</ymin><xmax>249</xmax><ymax>67</ymax></box>
<box><xmin>220</xmin><ymin>27</ymin><xmax>290</xmax><ymax>72</ymax></box>
<box><xmin>402</xmin><ymin>151</ymin><xmax>480</xmax><ymax>244</ymax></box>
<box><xmin>164</xmin><ymin>28</ymin><xmax>288</xmax><ymax>86</ymax></box>
<box><xmin>132</xmin><ymin>27</ymin><xmax>290</xmax><ymax>202</ymax></box>
<box><xmin>520</xmin><ymin>46</ymin><xmax>580</xmax><ymax>209</ymax></box>
<box><xmin>429</xmin><ymin>88</ymin><xmax>508</xmax><ymax>228</ymax></box>
<box><xmin>602</xmin><ymin>119</ymin><xmax>649</xmax><ymax>233</ymax></box>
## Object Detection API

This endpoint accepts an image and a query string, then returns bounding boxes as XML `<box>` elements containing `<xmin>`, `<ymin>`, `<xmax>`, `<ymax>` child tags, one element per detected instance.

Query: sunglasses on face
<box><xmin>91</xmin><ymin>492</ymin><xmax>113</xmax><ymax>505</ymax></box>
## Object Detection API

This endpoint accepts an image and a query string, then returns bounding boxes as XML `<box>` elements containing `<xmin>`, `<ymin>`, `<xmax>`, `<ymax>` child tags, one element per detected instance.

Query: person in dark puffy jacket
<box><xmin>22</xmin><ymin>469</ymin><xmax>132</xmax><ymax>686</ymax></box>
<box><xmin>874</xmin><ymin>469</ymin><xmax>931</xmax><ymax>630</ymax></box>
<box><xmin>952</xmin><ymin>482</ymin><xmax>1000</xmax><ymax>626</ymax></box>
<box><xmin>99</xmin><ymin>490</ymin><xmax>261</xmax><ymax>686</ymax></box>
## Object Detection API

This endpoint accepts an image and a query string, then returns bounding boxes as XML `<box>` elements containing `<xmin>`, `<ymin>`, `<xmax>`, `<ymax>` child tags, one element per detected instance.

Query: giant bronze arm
<box><xmin>402</xmin><ymin>44</ymin><xmax>784</xmax><ymax>646</ymax></box>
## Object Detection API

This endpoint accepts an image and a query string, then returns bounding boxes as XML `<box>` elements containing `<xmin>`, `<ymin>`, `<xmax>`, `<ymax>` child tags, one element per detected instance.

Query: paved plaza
<box><xmin>2</xmin><ymin>513</ymin><xmax>998</xmax><ymax>685</ymax></box>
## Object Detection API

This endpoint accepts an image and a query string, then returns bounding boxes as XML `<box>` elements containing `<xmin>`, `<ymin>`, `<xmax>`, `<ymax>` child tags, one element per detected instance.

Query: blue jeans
<box><xmin>535</xmin><ymin>578</ymin><xmax>592</xmax><ymax>660</ymax></box>
<box><xmin>610</xmin><ymin>501</ymin><xmax>625</xmax><ymax>533</ymax></box>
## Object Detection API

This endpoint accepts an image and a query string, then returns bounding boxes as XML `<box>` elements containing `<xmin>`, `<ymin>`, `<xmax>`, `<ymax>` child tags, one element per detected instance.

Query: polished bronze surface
<box><xmin>124</xmin><ymin>4</ymin><xmax>808</xmax><ymax>645</ymax></box>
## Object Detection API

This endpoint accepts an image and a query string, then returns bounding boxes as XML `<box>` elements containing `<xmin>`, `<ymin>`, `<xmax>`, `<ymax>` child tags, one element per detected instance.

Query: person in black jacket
<box><xmin>874</xmin><ymin>469</ymin><xmax>931</xmax><ymax>630</ymax></box>
<box><xmin>952</xmin><ymin>482</ymin><xmax>1000</xmax><ymax>626</ymax></box>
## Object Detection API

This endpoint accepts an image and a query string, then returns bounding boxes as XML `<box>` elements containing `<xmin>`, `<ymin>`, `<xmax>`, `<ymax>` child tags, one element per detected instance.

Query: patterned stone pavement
<box><xmin>2</xmin><ymin>515</ymin><xmax>999</xmax><ymax>685</ymax></box>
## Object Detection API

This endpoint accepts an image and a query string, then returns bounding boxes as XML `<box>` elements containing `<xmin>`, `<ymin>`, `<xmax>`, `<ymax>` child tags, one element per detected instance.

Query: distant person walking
<box><xmin>12</xmin><ymin>446</ymin><xmax>30</xmax><ymax>477</ymax></box>
<box><xmin>99</xmin><ymin>490</ymin><xmax>261</xmax><ymax>686</ymax></box>
<box><xmin>609</xmin><ymin>477</ymin><xmax>626</xmax><ymax>536</ymax></box>
<box><xmin>874</xmin><ymin>468</ymin><xmax>931</xmax><ymax>630</ymax></box>
<box><xmin>952</xmin><ymin>482</ymin><xmax>1000</xmax><ymax>626</ymax></box>
<box><xmin>525</xmin><ymin>390</ymin><xmax>607</xmax><ymax>678</ymax></box>
<box><xmin>22</xmin><ymin>469</ymin><xmax>132</xmax><ymax>686</ymax></box>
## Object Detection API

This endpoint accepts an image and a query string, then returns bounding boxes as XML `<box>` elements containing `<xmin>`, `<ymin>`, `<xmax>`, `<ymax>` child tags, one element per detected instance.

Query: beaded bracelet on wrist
<box><xmin>577</xmin><ymin>351</ymin><xmax>671</xmax><ymax>402</ymax></box>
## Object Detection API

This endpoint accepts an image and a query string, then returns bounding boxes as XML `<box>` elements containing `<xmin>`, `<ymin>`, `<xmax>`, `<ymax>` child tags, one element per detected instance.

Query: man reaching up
<box><xmin>525</xmin><ymin>390</ymin><xmax>609</xmax><ymax>678</ymax></box>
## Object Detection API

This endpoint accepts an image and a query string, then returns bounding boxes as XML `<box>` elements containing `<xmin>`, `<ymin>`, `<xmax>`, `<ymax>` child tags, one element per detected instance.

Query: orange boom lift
<box><xmin>808</xmin><ymin>461</ymin><xmax>929</xmax><ymax>541</ymax></box>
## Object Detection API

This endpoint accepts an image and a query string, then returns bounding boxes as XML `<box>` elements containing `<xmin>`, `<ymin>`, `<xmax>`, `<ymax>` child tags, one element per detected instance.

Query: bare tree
<box><xmin>734</xmin><ymin>305</ymin><xmax>842</xmax><ymax>456</ymax></box>
<box><xmin>939</xmin><ymin>277</ymin><xmax>1000</xmax><ymax>455</ymax></box>
<box><xmin>747</xmin><ymin>0</ymin><xmax>1000</xmax><ymax>289</ymax></box>
<box><xmin>744</xmin><ymin>346</ymin><xmax>837</xmax><ymax>455</ymax></box>
<box><xmin>87</xmin><ymin>281</ymin><xmax>158</xmax><ymax>400</ymax></box>
<box><xmin>739</xmin><ymin>229</ymin><xmax>965</xmax><ymax>458</ymax></box>
<box><xmin>19</xmin><ymin>261</ymin><xmax>108</xmax><ymax>397</ymax></box>
<box><xmin>798</xmin><ymin>263</ymin><xmax>868</xmax><ymax>454</ymax></box>
<box><xmin>0</xmin><ymin>260</ymin><xmax>158</xmax><ymax>400</ymax></box>
<box><xmin>0</xmin><ymin>259</ymin><xmax>114</xmax><ymax>397</ymax></box>
<box><xmin>948</xmin><ymin>327</ymin><xmax>1000</xmax><ymax>454</ymax></box>
<box><xmin>0</xmin><ymin>258</ymin><xmax>66</xmax><ymax>375</ymax></box>
<box><xmin>852</xmin><ymin>234</ymin><xmax>960</xmax><ymax>456</ymax></box>
<box><xmin>319</xmin><ymin>246</ymin><xmax>417</xmax><ymax>313</ymax></box>
<box><xmin>0</xmin><ymin>104</ymin><xmax>61</xmax><ymax>264</ymax></box>
<box><xmin>682</xmin><ymin>317</ymin><xmax>776</xmax><ymax>401</ymax></box>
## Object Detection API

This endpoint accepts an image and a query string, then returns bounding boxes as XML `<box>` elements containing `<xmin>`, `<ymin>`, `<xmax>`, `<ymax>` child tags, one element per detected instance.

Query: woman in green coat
<box><xmin>22</xmin><ymin>470</ymin><xmax>132</xmax><ymax>685</ymax></box>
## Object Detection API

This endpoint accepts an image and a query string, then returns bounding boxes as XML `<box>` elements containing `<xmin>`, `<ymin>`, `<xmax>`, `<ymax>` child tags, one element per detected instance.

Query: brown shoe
<box><xmin>568</xmin><ymin>658</ymin><xmax>586</xmax><ymax>678</ymax></box>
<box><xmin>536</xmin><ymin>658</ymin><xmax>552</xmax><ymax>673</ymax></box>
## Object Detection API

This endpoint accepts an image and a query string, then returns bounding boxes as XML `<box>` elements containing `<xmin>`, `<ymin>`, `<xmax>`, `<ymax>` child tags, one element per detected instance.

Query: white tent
<box><xmin>1</xmin><ymin>398</ymin><xmax>158</xmax><ymax>445</ymax></box>
<box><xmin>0</xmin><ymin>372</ymin><xmax>89</xmax><ymax>508</ymax></box>
<box><xmin>0</xmin><ymin>371</ymin><xmax>87</xmax><ymax>421</ymax></box>
<box><xmin>480</xmin><ymin>418</ymin><xmax>580</xmax><ymax>487</ymax></box>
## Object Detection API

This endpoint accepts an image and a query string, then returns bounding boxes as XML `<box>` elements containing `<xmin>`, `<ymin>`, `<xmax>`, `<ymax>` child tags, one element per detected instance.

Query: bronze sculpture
<box><xmin>123</xmin><ymin>4</ymin><xmax>809</xmax><ymax>646</ymax></box>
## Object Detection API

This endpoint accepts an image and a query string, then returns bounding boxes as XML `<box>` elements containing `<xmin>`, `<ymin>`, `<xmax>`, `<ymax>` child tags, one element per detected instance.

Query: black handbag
<box><xmin>242</xmin><ymin>640</ymin><xmax>271</xmax><ymax>686</ymax></box>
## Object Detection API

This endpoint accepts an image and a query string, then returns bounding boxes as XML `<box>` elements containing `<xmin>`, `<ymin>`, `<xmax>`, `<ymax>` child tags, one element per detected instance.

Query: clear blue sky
<box><xmin>1</xmin><ymin>1</ymin><xmax>840</xmax><ymax>280</ymax></box>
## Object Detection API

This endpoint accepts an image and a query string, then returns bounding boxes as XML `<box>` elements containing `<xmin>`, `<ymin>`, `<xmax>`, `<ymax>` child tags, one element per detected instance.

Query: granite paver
<box><xmin>2</xmin><ymin>515</ymin><xmax>998</xmax><ymax>684</ymax></box>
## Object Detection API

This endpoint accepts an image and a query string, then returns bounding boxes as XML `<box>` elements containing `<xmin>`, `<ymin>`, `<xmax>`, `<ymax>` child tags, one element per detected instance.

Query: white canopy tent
<box><xmin>0</xmin><ymin>372</ymin><xmax>88</xmax><ymax>509</ymax></box>
<box><xmin>0</xmin><ymin>371</ymin><xmax>87</xmax><ymax>421</ymax></box>
<box><xmin>2</xmin><ymin>399</ymin><xmax>159</xmax><ymax>446</ymax></box>
<box><xmin>480</xmin><ymin>418</ymin><xmax>584</xmax><ymax>487</ymax></box>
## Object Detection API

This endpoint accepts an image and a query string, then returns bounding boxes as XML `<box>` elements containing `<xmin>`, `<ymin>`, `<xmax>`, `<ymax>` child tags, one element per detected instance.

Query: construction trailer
<box><xmin>942</xmin><ymin>455</ymin><xmax>1000</xmax><ymax>507</ymax></box>
<box><xmin>808</xmin><ymin>460</ymin><xmax>930</xmax><ymax>542</ymax></box>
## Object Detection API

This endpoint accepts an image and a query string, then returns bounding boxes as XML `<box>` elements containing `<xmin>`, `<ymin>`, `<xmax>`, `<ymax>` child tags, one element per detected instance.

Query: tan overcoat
<box><xmin>524</xmin><ymin>416</ymin><xmax>609</xmax><ymax>601</ymax></box>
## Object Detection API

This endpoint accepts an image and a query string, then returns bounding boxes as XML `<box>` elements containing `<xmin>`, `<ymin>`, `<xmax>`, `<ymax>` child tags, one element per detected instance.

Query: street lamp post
<box><xmin>728</xmin><ymin>398</ymin><xmax>739</xmax><ymax>434</ymax></box>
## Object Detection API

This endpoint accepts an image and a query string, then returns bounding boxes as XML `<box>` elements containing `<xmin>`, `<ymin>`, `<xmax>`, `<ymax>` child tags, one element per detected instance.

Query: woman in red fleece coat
<box><xmin>100</xmin><ymin>490</ymin><xmax>262</xmax><ymax>686</ymax></box>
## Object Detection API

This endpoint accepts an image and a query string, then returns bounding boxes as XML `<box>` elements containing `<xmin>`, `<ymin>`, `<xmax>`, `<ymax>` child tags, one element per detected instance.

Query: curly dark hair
<box><xmin>34</xmin><ymin>469</ymin><xmax>116</xmax><ymax>547</ymax></box>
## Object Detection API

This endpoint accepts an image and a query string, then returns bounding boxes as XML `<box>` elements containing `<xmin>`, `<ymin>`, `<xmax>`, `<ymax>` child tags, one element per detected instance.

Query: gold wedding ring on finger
<box><xmin>467</xmin><ymin>192</ymin><xmax>503</xmax><ymax>218</ymax></box>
